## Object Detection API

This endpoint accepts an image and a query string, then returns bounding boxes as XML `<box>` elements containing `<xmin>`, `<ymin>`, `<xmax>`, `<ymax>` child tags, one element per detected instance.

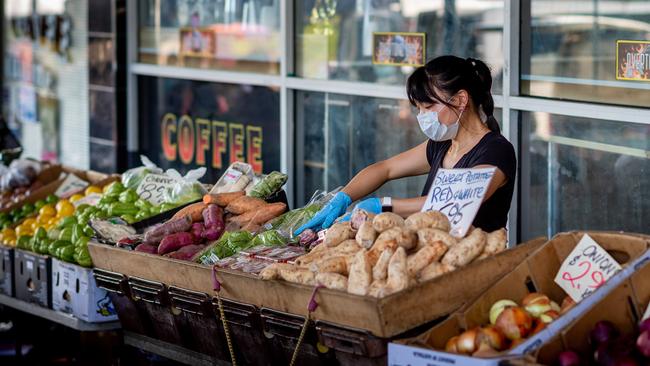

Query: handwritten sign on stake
<box><xmin>421</xmin><ymin>167</ymin><xmax>496</xmax><ymax>238</ymax></box>
<box><xmin>136</xmin><ymin>173</ymin><xmax>179</xmax><ymax>205</ymax></box>
<box><xmin>554</xmin><ymin>234</ymin><xmax>622</xmax><ymax>303</ymax></box>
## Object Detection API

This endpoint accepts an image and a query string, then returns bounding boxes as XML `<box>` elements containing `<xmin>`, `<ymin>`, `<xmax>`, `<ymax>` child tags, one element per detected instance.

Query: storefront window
<box><xmin>138</xmin><ymin>76</ymin><xmax>281</xmax><ymax>183</ymax></box>
<box><xmin>521</xmin><ymin>0</ymin><xmax>650</xmax><ymax>107</ymax></box>
<box><xmin>296</xmin><ymin>0</ymin><xmax>504</xmax><ymax>93</ymax></box>
<box><xmin>138</xmin><ymin>0</ymin><xmax>281</xmax><ymax>74</ymax></box>
<box><xmin>295</xmin><ymin>90</ymin><xmax>503</xmax><ymax>206</ymax></box>
<box><xmin>521</xmin><ymin>112</ymin><xmax>650</xmax><ymax>240</ymax></box>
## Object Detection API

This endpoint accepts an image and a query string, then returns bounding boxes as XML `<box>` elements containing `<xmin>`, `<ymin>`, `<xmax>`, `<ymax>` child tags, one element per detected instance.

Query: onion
<box><xmin>489</xmin><ymin>299</ymin><xmax>518</xmax><ymax>325</ymax></box>
<box><xmin>495</xmin><ymin>307</ymin><xmax>533</xmax><ymax>341</ymax></box>
<box><xmin>456</xmin><ymin>328</ymin><xmax>478</xmax><ymax>355</ymax></box>
<box><xmin>476</xmin><ymin>326</ymin><xmax>507</xmax><ymax>351</ymax></box>
<box><xmin>639</xmin><ymin>318</ymin><xmax>650</xmax><ymax>334</ymax></box>
<box><xmin>522</xmin><ymin>292</ymin><xmax>551</xmax><ymax>306</ymax></box>
<box><xmin>540</xmin><ymin>310</ymin><xmax>560</xmax><ymax>324</ymax></box>
<box><xmin>557</xmin><ymin>350</ymin><xmax>581</xmax><ymax>366</ymax></box>
<box><xmin>637</xmin><ymin>330</ymin><xmax>650</xmax><ymax>358</ymax></box>
<box><xmin>561</xmin><ymin>296</ymin><xmax>577</xmax><ymax>315</ymax></box>
<box><xmin>531</xmin><ymin>319</ymin><xmax>547</xmax><ymax>335</ymax></box>
<box><xmin>444</xmin><ymin>336</ymin><xmax>459</xmax><ymax>353</ymax></box>
<box><xmin>472</xmin><ymin>345</ymin><xmax>501</xmax><ymax>358</ymax></box>
<box><xmin>590</xmin><ymin>321</ymin><xmax>619</xmax><ymax>348</ymax></box>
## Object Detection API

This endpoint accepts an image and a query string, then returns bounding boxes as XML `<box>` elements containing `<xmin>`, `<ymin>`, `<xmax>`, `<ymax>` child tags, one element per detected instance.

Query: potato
<box><xmin>416</xmin><ymin>228</ymin><xmax>458</xmax><ymax>250</ymax></box>
<box><xmin>418</xmin><ymin>262</ymin><xmax>456</xmax><ymax>282</ymax></box>
<box><xmin>355</xmin><ymin>221</ymin><xmax>378</xmax><ymax>249</ymax></box>
<box><xmin>309</xmin><ymin>256</ymin><xmax>348</xmax><ymax>275</ymax></box>
<box><xmin>375</xmin><ymin>227</ymin><xmax>417</xmax><ymax>250</ymax></box>
<box><xmin>405</xmin><ymin>211</ymin><xmax>450</xmax><ymax>232</ymax></box>
<box><xmin>367</xmin><ymin>239</ymin><xmax>398</xmax><ymax>267</ymax></box>
<box><xmin>372</xmin><ymin>248</ymin><xmax>394</xmax><ymax>281</ymax></box>
<box><xmin>347</xmin><ymin>250</ymin><xmax>372</xmax><ymax>296</ymax></box>
<box><xmin>278</xmin><ymin>267</ymin><xmax>316</xmax><ymax>286</ymax></box>
<box><xmin>316</xmin><ymin>273</ymin><xmax>348</xmax><ymax>291</ymax></box>
<box><xmin>485</xmin><ymin>228</ymin><xmax>507</xmax><ymax>255</ymax></box>
<box><xmin>260</xmin><ymin>263</ymin><xmax>294</xmax><ymax>280</ymax></box>
<box><xmin>372</xmin><ymin>212</ymin><xmax>405</xmax><ymax>233</ymax></box>
<box><xmin>324</xmin><ymin>222</ymin><xmax>355</xmax><ymax>247</ymax></box>
<box><xmin>441</xmin><ymin>228</ymin><xmax>487</xmax><ymax>267</ymax></box>
<box><xmin>350</xmin><ymin>209</ymin><xmax>375</xmax><ymax>231</ymax></box>
<box><xmin>386</xmin><ymin>247</ymin><xmax>409</xmax><ymax>293</ymax></box>
<box><xmin>407</xmin><ymin>242</ymin><xmax>448</xmax><ymax>277</ymax></box>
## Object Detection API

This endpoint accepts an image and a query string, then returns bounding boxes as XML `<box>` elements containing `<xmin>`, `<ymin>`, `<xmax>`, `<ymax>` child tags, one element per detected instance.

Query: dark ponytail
<box><xmin>406</xmin><ymin>55</ymin><xmax>500</xmax><ymax>134</ymax></box>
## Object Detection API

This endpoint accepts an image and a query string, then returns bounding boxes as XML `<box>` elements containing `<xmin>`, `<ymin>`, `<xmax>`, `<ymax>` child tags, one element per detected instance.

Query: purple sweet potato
<box><xmin>202</xmin><ymin>204</ymin><xmax>224</xmax><ymax>229</ymax></box>
<box><xmin>135</xmin><ymin>243</ymin><xmax>158</xmax><ymax>254</ymax></box>
<box><xmin>158</xmin><ymin>232</ymin><xmax>196</xmax><ymax>255</ymax></box>
<box><xmin>201</xmin><ymin>221</ymin><xmax>224</xmax><ymax>241</ymax></box>
<box><xmin>144</xmin><ymin>215</ymin><xmax>193</xmax><ymax>245</ymax></box>
<box><xmin>166</xmin><ymin>244</ymin><xmax>206</xmax><ymax>261</ymax></box>
<box><xmin>191</xmin><ymin>222</ymin><xmax>205</xmax><ymax>239</ymax></box>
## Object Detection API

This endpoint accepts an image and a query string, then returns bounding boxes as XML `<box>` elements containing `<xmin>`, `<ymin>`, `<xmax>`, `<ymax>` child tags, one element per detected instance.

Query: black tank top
<box><xmin>421</xmin><ymin>132</ymin><xmax>517</xmax><ymax>232</ymax></box>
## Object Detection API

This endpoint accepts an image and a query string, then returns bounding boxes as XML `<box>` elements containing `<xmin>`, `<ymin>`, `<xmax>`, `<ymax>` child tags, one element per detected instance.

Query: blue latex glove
<box><xmin>294</xmin><ymin>192</ymin><xmax>352</xmax><ymax>235</ymax></box>
<box><xmin>340</xmin><ymin>198</ymin><xmax>382</xmax><ymax>222</ymax></box>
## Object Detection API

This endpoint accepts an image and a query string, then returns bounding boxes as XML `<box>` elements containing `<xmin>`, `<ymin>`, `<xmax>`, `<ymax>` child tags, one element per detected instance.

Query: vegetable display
<box><xmin>260</xmin><ymin>210</ymin><xmax>508</xmax><ymax>296</ymax></box>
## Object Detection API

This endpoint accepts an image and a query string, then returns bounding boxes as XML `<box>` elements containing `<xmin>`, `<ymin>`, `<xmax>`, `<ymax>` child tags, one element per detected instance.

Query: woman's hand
<box><xmin>294</xmin><ymin>192</ymin><xmax>352</xmax><ymax>235</ymax></box>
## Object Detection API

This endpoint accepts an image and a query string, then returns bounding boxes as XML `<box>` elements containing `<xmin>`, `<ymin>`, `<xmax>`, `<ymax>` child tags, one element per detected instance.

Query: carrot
<box><xmin>225</xmin><ymin>196</ymin><xmax>267</xmax><ymax>215</ymax></box>
<box><xmin>172</xmin><ymin>202</ymin><xmax>207</xmax><ymax>223</ymax></box>
<box><xmin>203</xmin><ymin>191</ymin><xmax>245</xmax><ymax>206</ymax></box>
<box><xmin>230</xmin><ymin>202</ymin><xmax>287</xmax><ymax>225</ymax></box>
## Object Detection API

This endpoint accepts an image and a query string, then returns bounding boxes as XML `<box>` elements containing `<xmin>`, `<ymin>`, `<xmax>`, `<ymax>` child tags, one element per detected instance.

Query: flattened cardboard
<box><xmin>0</xmin><ymin>246</ymin><xmax>14</xmax><ymax>296</ymax></box>
<box><xmin>88</xmin><ymin>236</ymin><xmax>546</xmax><ymax>338</ymax></box>
<box><xmin>52</xmin><ymin>258</ymin><xmax>76</xmax><ymax>314</ymax></box>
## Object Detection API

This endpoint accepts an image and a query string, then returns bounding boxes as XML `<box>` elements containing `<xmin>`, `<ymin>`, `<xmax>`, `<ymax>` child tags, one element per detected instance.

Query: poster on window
<box><xmin>616</xmin><ymin>40</ymin><xmax>650</xmax><ymax>81</ymax></box>
<box><xmin>137</xmin><ymin>76</ymin><xmax>281</xmax><ymax>183</ymax></box>
<box><xmin>372</xmin><ymin>32</ymin><xmax>425</xmax><ymax>67</ymax></box>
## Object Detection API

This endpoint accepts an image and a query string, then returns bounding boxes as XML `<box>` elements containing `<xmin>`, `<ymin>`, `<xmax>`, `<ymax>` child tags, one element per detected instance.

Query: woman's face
<box><xmin>416</xmin><ymin>98</ymin><xmax>456</xmax><ymax>126</ymax></box>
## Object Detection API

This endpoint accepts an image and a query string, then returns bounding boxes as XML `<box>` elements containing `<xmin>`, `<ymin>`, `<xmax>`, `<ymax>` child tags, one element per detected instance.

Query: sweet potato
<box><xmin>144</xmin><ymin>215</ymin><xmax>193</xmax><ymax>245</ymax></box>
<box><xmin>375</xmin><ymin>227</ymin><xmax>417</xmax><ymax>250</ymax></box>
<box><xmin>172</xmin><ymin>202</ymin><xmax>207</xmax><ymax>223</ymax></box>
<box><xmin>158</xmin><ymin>232</ymin><xmax>196</xmax><ymax>255</ymax></box>
<box><xmin>229</xmin><ymin>202</ymin><xmax>287</xmax><ymax>226</ymax></box>
<box><xmin>407</xmin><ymin>242</ymin><xmax>448</xmax><ymax>277</ymax></box>
<box><xmin>367</xmin><ymin>239</ymin><xmax>398</xmax><ymax>267</ymax></box>
<box><xmin>485</xmin><ymin>228</ymin><xmax>507</xmax><ymax>255</ymax></box>
<box><xmin>418</xmin><ymin>262</ymin><xmax>456</xmax><ymax>282</ymax></box>
<box><xmin>372</xmin><ymin>248</ymin><xmax>394</xmax><ymax>281</ymax></box>
<box><xmin>135</xmin><ymin>243</ymin><xmax>158</xmax><ymax>254</ymax></box>
<box><xmin>201</xmin><ymin>226</ymin><xmax>224</xmax><ymax>241</ymax></box>
<box><xmin>350</xmin><ymin>209</ymin><xmax>375</xmax><ymax>231</ymax></box>
<box><xmin>324</xmin><ymin>222</ymin><xmax>355</xmax><ymax>247</ymax></box>
<box><xmin>347</xmin><ymin>249</ymin><xmax>372</xmax><ymax>296</ymax></box>
<box><xmin>226</xmin><ymin>196</ymin><xmax>267</xmax><ymax>215</ymax></box>
<box><xmin>278</xmin><ymin>267</ymin><xmax>316</xmax><ymax>286</ymax></box>
<box><xmin>355</xmin><ymin>221</ymin><xmax>377</xmax><ymax>249</ymax></box>
<box><xmin>368</xmin><ymin>280</ymin><xmax>387</xmax><ymax>298</ymax></box>
<box><xmin>191</xmin><ymin>222</ymin><xmax>205</xmax><ymax>239</ymax></box>
<box><xmin>416</xmin><ymin>228</ymin><xmax>458</xmax><ymax>250</ymax></box>
<box><xmin>166</xmin><ymin>244</ymin><xmax>206</xmax><ymax>261</ymax></box>
<box><xmin>316</xmin><ymin>273</ymin><xmax>348</xmax><ymax>291</ymax></box>
<box><xmin>260</xmin><ymin>263</ymin><xmax>294</xmax><ymax>280</ymax></box>
<box><xmin>372</xmin><ymin>212</ymin><xmax>404</xmax><ymax>233</ymax></box>
<box><xmin>405</xmin><ymin>211</ymin><xmax>450</xmax><ymax>232</ymax></box>
<box><xmin>386</xmin><ymin>247</ymin><xmax>409</xmax><ymax>293</ymax></box>
<box><xmin>203</xmin><ymin>191</ymin><xmax>245</xmax><ymax>206</ymax></box>
<box><xmin>202</xmin><ymin>204</ymin><xmax>224</xmax><ymax>228</ymax></box>
<box><xmin>309</xmin><ymin>256</ymin><xmax>348</xmax><ymax>275</ymax></box>
<box><xmin>441</xmin><ymin>228</ymin><xmax>487</xmax><ymax>267</ymax></box>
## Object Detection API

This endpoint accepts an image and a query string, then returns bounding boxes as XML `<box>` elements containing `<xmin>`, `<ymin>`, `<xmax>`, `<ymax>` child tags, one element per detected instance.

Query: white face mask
<box><xmin>417</xmin><ymin>102</ymin><xmax>464</xmax><ymax>141</ymax></box>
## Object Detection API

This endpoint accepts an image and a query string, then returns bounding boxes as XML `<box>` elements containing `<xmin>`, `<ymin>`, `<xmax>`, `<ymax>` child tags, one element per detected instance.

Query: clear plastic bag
<box><xmin>163</xmin><ymin>167</ymin><xmax>208</xmax><ymax>205</ymax></box>
<box><xmin>121</xmin><ymin>155</ymin><xmax>163</xmax><ymax>190</ymax></box>
<box><xmin>0</xmin><ymin>159</ymin><xmax>41</xmax><ymax>191</ymax></box>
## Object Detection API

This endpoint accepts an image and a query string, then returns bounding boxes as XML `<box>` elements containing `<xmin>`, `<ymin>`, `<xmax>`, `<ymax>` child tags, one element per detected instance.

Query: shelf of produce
<box><xmin>0</xmin><ymin>294</ymin><xmax>121</xmax><ymax>332</ymax></box>
<box><xmin>123</xmin><ymin>331</ymin><xmax>230</xmax><ymax>366</ymax></box>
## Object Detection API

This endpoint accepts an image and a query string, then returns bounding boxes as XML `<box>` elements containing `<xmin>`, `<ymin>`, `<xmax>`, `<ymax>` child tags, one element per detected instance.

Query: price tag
<box><xmin>222</xmin><ymin>169</ymin><xmax>243</xmax><ymax>184</ymax></box>
<box><xmin>554</xmin><ymin>234</ymin><xmax>622</xmax><ymax>303</ymax></box>
<box><xmin>73</xmin><ymin>193</ymin><xmax>102</xmax><ymax>207</ymax></box>
<box><xmin>55</xmin><ymin>174</ymin><xmax>89</xmax><ymax>198</ymax></box>
<box><xmin>136</xmin><ymin>173</ymin><xmax>178</xmax><ymax>205</ymax></box>
<box><xmin>421</xmin><ymin>167</ymin><xmax>496</xmax><ymax>238</ymax></box>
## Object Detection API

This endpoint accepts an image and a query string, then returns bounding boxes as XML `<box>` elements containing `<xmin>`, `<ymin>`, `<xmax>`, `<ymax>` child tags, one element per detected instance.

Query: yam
<box><xmin>158</xmin><ymin>232</ymin><xmax>196</xmax><ymax>255</ymax></box>
<box><xmin>441</xmin><ymin>228</ymin><xmax>487</xmax><ymax>267</ymax></box>
<box><xmin>230</xmin><ymin>202</ymin><xmax>287</xmax><ymax>225</ymax></box>
<box><xmin>355</xmin><ymin>221</ymin><xmax>377</xmax><ymax>249</ymax></box>
<box><xmin>226</xmin><ymin>196</ymin><xmax>266</xmax><ymax>215</ymax></box>
<box><xmin>416</xmin><ymin>228</ymin><xmax>458</xmax><ymax>250</ymax></box>
<box><xmin>350</xmin><ymin>209</ymin><xmax>375</xmax><ymax>230</ymax></box>
<box><xmin>485</xmin><ymin>228</ymin><xmax>507</xmax><ymax>255</ymax></box>
<box><xmin>144</xmin><ymin>215</ymin><xmax>193</xmax><ymax>245</ymax></box>
<box><xmin>386</xmin><ymin>247</ymin><xmax>409</xmax><ymax>293</ymax></box>
<box><xmin>368</xmin><ymin>280</ymin><xmax>387</xmax><ymax>298</ymax></box>
<box><xmin>172</xmin><ymin>202</ymin><xmax>207</xmax><ymax>222</ymax></box>
<box><xmin>316</xmin><ymin>273</ymin><xmax>348</xmax><ymax>291</ymax></box>
<box><xmin>407</xmin><ymin>242</ymin><xmax>448</xmax><ymax>277</ymax></box>
<box><xmin>324</xmin><ymin>222</ymin><xmax>355</xmax><ymax>247</ymax></box>
<box><xmin>347</xmin><ymin>250</ymin><xmax>372</xmax><ymax>296</ymax></box>
<box><xmin>419</xmin><ymin>262</ymin><xmax>456</xmax><ymax>282</ymax></box>
<box><xmin>367</xmin><ymin>239</ymin><xmax>398</xmax><ymax>267</ymax></box>
<box><xmin>260</xmin><ymin>263</ymin><xmax>294</xmax><ymax>280</ymax></box>
<box><xmin>375</xmin><ymin>227</ymin><xmax>417</xmax><ymax>250</ymax></box>
<box><xmin>310</xmin><ymin>256</ymin><xmax>348</xmax><ymax>275</ymax></box>
<box><xmin>372</xmin><ymin>248</ymin><xmax>394</xmax><ymax>281</ymax></box>
<box><xmin>405</xmin><ymin>211</ymin><xmax>450</xmax><ymax>232</ymax></box>
<box><xmin>372</xmin><ymin>212</ymin><xmax>404</xmax><ymax>233</ymax></box>
<box><xmin>278</xmin><ymin>267</ymin><xmax>316</xmax><ymax>286</ymax></box>
<box><xmin>203</xmin><ymin>191</ymin><xmax>245</xmax><ymax>206</ymax></box>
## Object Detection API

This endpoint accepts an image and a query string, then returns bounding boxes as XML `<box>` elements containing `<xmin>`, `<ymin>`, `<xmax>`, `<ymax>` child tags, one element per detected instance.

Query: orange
<box><xmin>84</xmin><ymin>186</ymin><xmax>102</xmax><ymax>195</ymax></box>
<box><xmin>39</xmin><ymin>204</ymin><xmax>56</xmax><ymax>217</ymax></box>
<box><xmin>69</xmin><ymin>194</ymin><xmax>84</xmax><ymax>203</ymax></box>
<box><xmin>56</xmin><ymin>200</ymin><xmax>75</xmax><ymax>217</ymax></box>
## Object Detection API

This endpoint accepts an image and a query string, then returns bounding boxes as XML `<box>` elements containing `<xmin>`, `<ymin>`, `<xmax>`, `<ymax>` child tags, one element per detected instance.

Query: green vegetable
<box><xmin>57</xmin><ymin>216</ymin><xmax>78</xmax><ymax>229</ymax></box>
<box><xmin>72</xmin><ymin>225</ymin><xmax>85</xmax><ymax>244</ymax></box>
<box><xmin>108</xmin><ymin>202</ymin><xmax>139</xmax><ymax>217</ymax></box>
<box><xmin>98</xmin><ymin>195</ymin><xmax>117</xmax><ymax>207</ymax></box>
<box><xmin>83</xmin><ymin>226</ymin><xmax>94</xmax><ymax>237</ymax></box>
<box><xmin>249</xmin><ymin>171</ymin><xmax>288</xmax><ymax>199</ymax></box>
<box><xmin>34</xmin><ymin>199</ymin><xmax>47</xmax><ymax>210</ymax></box>
<box><xmin>135</xmin><ymin>211</ymin><xmax>149</xmax><ymax>221</ymax></box>
<box><xmin>75</xmin><ymin>236</ymin><xmax>90</xmax><ymax>248</ymax></box>
<box><xmin>159</xmin><ymin>203</ymin><xmax>177</xmax><ymax>212</ymax></box>
<box><xmin>59</xmin><ymin>228</ymin><xmax>73</xmax><ymax>242</ymax></box>
<box><xmin>135</xmin><ymin>199</ymin><xmax>153</xmax><ymax>210</ymax></box>
<box><xmin>49</xmin><ymin>240</ymin><xmax>71</xmax><ymax>256</ymax></box>
<box><xmin>37</xmin><ymin>238</ymin><xmax>50</xmax><ymax>255</ymax></box>
<box><xmin>60</xmin><ymin>245</ymin><xmax>75</xmax><ymax>262</ymax></box>
<box><xmin>104</xmin><ymin>181</ymin><xmax>125</xmax><ymax>196</ymax></box>
<box><xmin>74</xmin><ymin>246</ymin><xmax>93</xmax><ymax>267</ymax></box>
<box><xmin>21</xmin><ymin>203</ymin><xmax>35</xmax><ymax>215</ymax></box>
<box><xmin>17</xmin><ymin>236</ymin><xmax>31</xmax><ymax>250</ymax></box>
<box><xmin>120</xmin><ymin>214</ymin><xmax>136</xmax><ymax>224</ymax></box>
<box><xmin>2</xmin><ymin>221</ymin><xmax>11</xmax><ymax>230</ymax></box>
<box><xmin>119</xmin><ymin>189</ymin><xmax>139</xmax><ymax>204</ymax></box>
<box><xmin>46</xmin><ymin>194</ymin><xmax>58</xmax><ymax>204</ymax></box>
<box><xmin>196</xmin><ymin>231</ymin><xmax>254</xmax><ymax>265</ymax></box>
<box><xmin>251</xmin><ymin>230</ymin><xmax>288</xmax><ymax>247</ymax></box>
<box><xmin>75</xmin><ymin>204</ymin><xmax>91</xmax><ymax>215</ymax></box>
<box><xmin>47</xmin><ymin>229</ymin><xmax>61</xmax><ymax>241</ymax></box>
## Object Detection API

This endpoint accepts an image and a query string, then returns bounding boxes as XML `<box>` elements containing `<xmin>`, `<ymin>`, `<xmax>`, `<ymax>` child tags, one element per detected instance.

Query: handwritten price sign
<box><xmin>136</xmin><ymin>173</ymin><xmax>178</xmax><ymax>205</ymax></box>
<box><xmin>554</xmin><ymin>234</ymin><xmax>622</xmax><ymax>303</ymax></box>
<box><xmin>55</xmin><ymin>174</ymin><xmax>89</xmax><ymax>198</ymax></box>
<box><xmin>421</xmin><ymin>167</ymin><xmax>496</xmax><ymax>238</ymax></box>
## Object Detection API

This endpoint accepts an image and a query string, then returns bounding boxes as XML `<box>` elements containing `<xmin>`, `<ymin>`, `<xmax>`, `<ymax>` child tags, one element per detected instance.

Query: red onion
<box><xmin>637</xmin><ymin>330</ymin><xmax>650</xmax><ymax>358</ymax></box>
<box><xmin>590</xmin><ymin>321</ymin><xmax>619</xmax><ymax>347</ymax></box>
<box><xmin>557</xmin><ymin>350</ymin><xmax>581</xmax><ymax>366</ymax></box>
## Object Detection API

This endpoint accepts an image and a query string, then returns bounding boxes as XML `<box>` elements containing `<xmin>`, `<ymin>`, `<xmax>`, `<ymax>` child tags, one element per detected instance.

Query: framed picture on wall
<box><xmin>372</xmin><ymin>32</ymin><xmax>426</xmax><ymax>67</ymax></box>
<box><xmin>179</xmin><ymin>27</ymin><xmax>216</xmax><ymax>58</ymax></box>
<box><xmin>616</xmin><ymin>40</ymin><xmax>650</xmax><ymax>82</ymax></box>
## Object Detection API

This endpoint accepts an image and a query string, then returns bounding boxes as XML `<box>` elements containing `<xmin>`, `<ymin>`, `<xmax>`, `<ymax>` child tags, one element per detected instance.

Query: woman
<box><xmin>296</xmin><ymin>55</ymin><xmax>516</xmax><ymax>234</ymax></box>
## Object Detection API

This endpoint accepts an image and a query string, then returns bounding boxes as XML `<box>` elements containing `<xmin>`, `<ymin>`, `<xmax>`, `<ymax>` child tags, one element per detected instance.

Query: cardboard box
<box><xmin>0</xmin><ymin>164</ymin><xmax>62</xmax><ymax>213</ymax></box>
<box><xmin>14</xmin><ymin>248</ymin><xmax>52</xmax><ymax>308</ymax></box>
<box><xmin>52</xmin><ymin>258</ymin><xmax>118</xmax><ymax>322</ymax></box>
<box><xmin>0</xmin><ymin>245</ymin><xmax>14</xmax><ymax>296</ymax></box>
<box><xmin>390</xmin><ymin>231</ymin><xmax>650</xmax><ymax>365</ymax></box>
<box><xmin>88</xmin><ymin>236</ymin><xmax>546</xmax><ymax>338</ymax></box>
